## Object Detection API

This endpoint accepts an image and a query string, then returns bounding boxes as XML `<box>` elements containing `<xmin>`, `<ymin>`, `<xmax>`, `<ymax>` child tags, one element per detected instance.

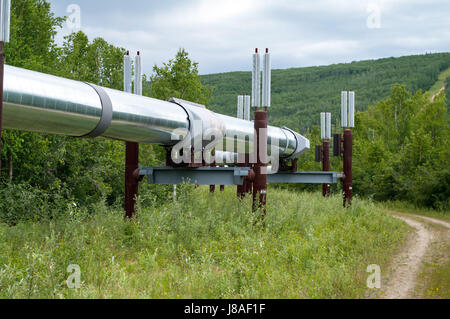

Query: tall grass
<box><xmin>0</xmin><ymin>187</ymin><xmax>405</xmax><ymax>298</ymax></box>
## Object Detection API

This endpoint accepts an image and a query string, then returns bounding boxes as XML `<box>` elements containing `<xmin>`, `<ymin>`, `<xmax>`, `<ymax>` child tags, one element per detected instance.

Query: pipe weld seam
<box><xmin>81</xmin><ymin>83</ymin><xmax>113</xmax><ymax>138</ymax></box>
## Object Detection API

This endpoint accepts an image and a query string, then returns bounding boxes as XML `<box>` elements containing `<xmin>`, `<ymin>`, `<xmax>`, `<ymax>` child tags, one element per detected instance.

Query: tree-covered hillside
<box><xmin>201</xmin><ymin>53</ymin><xmax>450</xmax><ymax>132</ymax></box>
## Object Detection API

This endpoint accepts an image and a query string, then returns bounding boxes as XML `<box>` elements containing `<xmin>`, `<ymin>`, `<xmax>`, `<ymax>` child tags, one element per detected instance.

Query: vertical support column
<box><xmin>323</xmin><ymin>112</ymin><xmax>331</xmax><ymax>197</ymax></box>
<box><xmin>343</xmin><ymin>129</ymin><xmax>352</xmax><ymax>207</ymax></box>
<box><xmin>253</xmin><ymin>110</ymin><xmax>267</xmax><ymax>215</ymax></box>
<box><xmin>125</xmin><ymin>141</ymin><xmax>139</xmax><ymax>218</ymax></box>
<box><xmin>209</xmin><ymin>150</ymin><xmax>216</xmax><ymax>193</ymax></box>
<box><xmin>237</xmin><ymin>95</ymin><xmax>245</xmax><ymax>198</ymax></box>
<box><xmin>250</xmin><ymin>48</ymin><xmax>261</xmax><ymax>198</ymax></box>
<box><xmin>0</xmin><ymin>42</ymin><xmax>4</xmax><ymax>181</ymax></box>
<box><xmin>220</xmin><ymin>161</ymin><xmax>225</xmax><ymax>192</ymax></box>
<box><xmin>245</xmin><ymin>153</ymin><xmax>252</xmax><ymax>194</ymax></box>
<box><xmin>124</xmin><ymin>50</ymin><xmax>140</xmax><ymax>218</ymax></box>
<box><xmin>341</xmin><ymin>90</ymin><xmax>354</xmax><ymax>207</ymax></box>
<box><xmin>237</xmin><ymin>152</ymin><xmax>247</xmax><ymax>198</ymax></box>
<box><xmin>322</xmin><ymin>140</ymin><xmax>330</xmax><ymax>196</ymax></box>
<box><xmin>243</xmin><ymin>95</ymin><xmax>252</xmax><ymax>195</ymax></box>
<box><xmin>237</xmin><ymin>171</ymin><xmax>246</xmax><ymax>197</ymax></box>
<box><xmin>0</xmin><ymin>1</ymin><xmax>10</xmax><ymax>182</ymax></box>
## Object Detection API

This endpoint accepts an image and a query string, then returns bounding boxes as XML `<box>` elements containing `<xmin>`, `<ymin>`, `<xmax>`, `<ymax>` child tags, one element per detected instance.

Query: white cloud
<box><xmin>48</xmin><ymin>0</ymin><xmax>450</xmax><ymax>75</ymax></box>
<box><xmin>150</xmin><ymin>0</ymin><xmax>260</xmax><ymax>28</ymax></box>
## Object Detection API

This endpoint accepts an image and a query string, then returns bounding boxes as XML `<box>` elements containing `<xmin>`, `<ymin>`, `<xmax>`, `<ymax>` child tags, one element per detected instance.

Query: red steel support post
<box><xmin>237</xmin><ymin>176</ymin><xmax>245</xmax><ymax>197</ymax></box>
<box><xmin>252</xmin><ymin>110</ymin><xmax>267</xmax><ymax>215</ymax></box>
<box><xmin>322</xmin><ymin>139</ymin><xmax>330</xmax><ymax>196</ymax></box>
<box><xmin>125</xmin><ymin>141</ymin><xmax>139</xmax><ymax>218</ymax></box>
<box><xmin>245</xmin><ymin>153</ymin><xmax>253</xmax><ymax>194</ymax></box>
<box><xmin>237</xmin><ymin>157</ymin><xmax>247</xmax><ymax>198</ymax></box>
<box><xmin>210</xmin><ymin>151</ymin><xmax>216</xmax><ymax>193</ymax></box>
<box><xmin>343</xmin><ymin>129</ymin><xmax>353</xmax><ymax>207</ymax></box>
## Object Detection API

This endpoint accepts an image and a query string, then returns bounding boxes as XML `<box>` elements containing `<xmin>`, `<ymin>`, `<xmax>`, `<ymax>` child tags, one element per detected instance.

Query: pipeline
<box><xmin>2</xmin><ymin>65</ymin><xmax>310</xmax><ymax>160</ymax></box>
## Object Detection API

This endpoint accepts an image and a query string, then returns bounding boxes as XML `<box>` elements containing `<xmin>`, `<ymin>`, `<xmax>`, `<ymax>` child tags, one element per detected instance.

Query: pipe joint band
<box><xmin>82</xmin><ymin>83</ymin><xmax>113</xmax><ymax>138</ymax></box>
<box><xmin>282</xmin><ymin>126</ymin><xmax>299</xmax><ymax>159</ymax></box>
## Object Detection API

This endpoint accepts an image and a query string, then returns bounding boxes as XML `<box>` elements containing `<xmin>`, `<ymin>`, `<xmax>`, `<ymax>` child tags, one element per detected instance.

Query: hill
<box><xmin>201</xmin><ymin>53</ymin><xmax>450</xmax><ymax>132</ymax></box>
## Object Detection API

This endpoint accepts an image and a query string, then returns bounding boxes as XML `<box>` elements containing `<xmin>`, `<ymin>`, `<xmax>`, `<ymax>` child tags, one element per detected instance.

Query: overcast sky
<box><xmin>47</xmin><ymin>0</ymin><xmax>450</xmax><ymax>75</ymax></box>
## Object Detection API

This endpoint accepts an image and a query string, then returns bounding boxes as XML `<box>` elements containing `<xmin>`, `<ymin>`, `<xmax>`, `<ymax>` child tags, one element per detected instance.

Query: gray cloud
<box><xmin>48</xmin><ymin>0</ymin><xmax>450</xmax><ymax>75</ymax></box>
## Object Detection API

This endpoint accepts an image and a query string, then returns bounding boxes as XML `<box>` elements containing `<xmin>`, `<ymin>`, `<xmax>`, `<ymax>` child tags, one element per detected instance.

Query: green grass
<box><xmin>419</xmin><ymin>258</ymin><xmax>450</xmax><ymax>299</ymax></box>
<box><xmin>0</xmin><ymin>187</ymin><xmax>406</xmax><ymax>299</ymax></box>
<box><xmin>413</xmin><ymin>221</ymin><xmax>450</xmax><ymax>299</ymax></box>
<box><xmin>428</xmin><ymin>67</ymin><xmax>450</xmax><ymax>98</ymax></box>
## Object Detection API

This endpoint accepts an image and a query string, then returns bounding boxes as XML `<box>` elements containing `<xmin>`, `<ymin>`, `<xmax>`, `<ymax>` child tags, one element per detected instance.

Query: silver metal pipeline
<box><xmin>2</xmin><ymin>65</ymin><xmax>310</xmax><ymax>159</ymax></box>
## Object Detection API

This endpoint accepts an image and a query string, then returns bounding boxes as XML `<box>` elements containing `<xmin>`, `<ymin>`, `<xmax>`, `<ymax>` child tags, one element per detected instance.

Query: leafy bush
<box><xmin>354</xmin><ymin>85</ymin><xmax>449</xmax><ymax>210</ymax></box>
<box><xmin>0</xmin><ymin>183</ymin><xmax>72</xmax><ymax>225</ymax></box>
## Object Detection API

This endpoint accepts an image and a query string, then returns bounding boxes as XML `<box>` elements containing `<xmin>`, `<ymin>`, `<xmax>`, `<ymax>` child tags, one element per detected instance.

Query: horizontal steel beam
<box><xmin>267</xmin><ymin>171</ymin><xmax>342</xmax><ymax>184</ymax></box>
<box><xmin>138</xmin><ymin>167</ymin><xmax>342</xmax><ymax>186</ymax></box>
<box><xmin>139</xmin><ymin>166</ymin><xmax>251</xmax><ymax>186</ymax></box>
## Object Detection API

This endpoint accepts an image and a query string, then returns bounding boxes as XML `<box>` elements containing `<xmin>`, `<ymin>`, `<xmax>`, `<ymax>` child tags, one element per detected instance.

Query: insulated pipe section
<box><xmin>282</xmin><ymin>126</ymin><xmax>310</xmax><ymax>159</ymax></box>
<box><xmin>214</xmin><ymin>113</ymin><xmax>301</xmax><ymax>158</ymax></box>
<box><xmin>214</xmin><ymin>150</ymin><xmax>238</xmax><ymax>164</ymax></box>
<box><xmin>3</xmin><ymin>65</ymin><xmax>103</xmax><ymax>137</ymax></box>
<box><xmin>165</xmin><ymin>98</ymin><xmax>308</xmax><ymax>159</ymax></box>
<box><xmin>2</xmin><ymin>65</ymin><xmax>189</xmax><ymax>143</ymax></box>
<box><xmin>102</xmin><ymin>88</ymin><xmax>189</xmax><ymax>144</ymax></box>
<box><xmin>83</xmin><ymin>83</ymin><xmax>113</xmax><ymax>138</ymax></box>
<box><xmin>2</xmin><ymin>65</ymin><xmax>309</xmax><ymax>159</ymax></box>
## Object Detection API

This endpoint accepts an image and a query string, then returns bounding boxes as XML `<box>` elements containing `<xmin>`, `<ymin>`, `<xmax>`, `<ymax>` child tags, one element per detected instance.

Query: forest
<box><xmin>201</xmin><ymin>52</ymin><xmax>450</xmax><ymax>130</ymax></box>
<box><xmin>0</xmin><ymin>0</ymin><xmax>448</xmax><ymax>229</ymax></box>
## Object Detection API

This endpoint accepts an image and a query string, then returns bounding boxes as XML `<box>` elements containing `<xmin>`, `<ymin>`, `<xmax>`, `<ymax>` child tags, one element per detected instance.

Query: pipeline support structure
<box><xmin>343</xmin><ymin>129</ymin><xmax>353</xmax><ymax>207</ymax></box>
<box><xmin>0</xmin><ymin>42</ymin><xmax>4</xmax><ymax>179</ymax></box>
<box><xmin>340</xmin><ymin>90</ymin><xmax>355</xmax><ymax>207</ymax></box>
<box><xmin>252</xmin><ymin>110</ymin><xmax>268</xmax><ymax>214</ymax></box>
<box><xmin>124</xmin><ymin>51</ymin><xmax>141</xmax><ymax>218</ymax></box>
<box><xmin>0</xmin><ymin>0</ymin><xmax>355</xmax><ymax>219</ymax></box>
<box><xmin>125</xmin><ymin>141</ymin><xmax>139</xmax><ymax>218</ymax></box>
<box><xmin>322</xmin><ymin>139</ymin><xmax>330</xmax><ymax>197</ymax></box>
<box><xmin>0</xmin><ymin>50</ymin><xmax>357</xmax><ymax>215</ymax></box>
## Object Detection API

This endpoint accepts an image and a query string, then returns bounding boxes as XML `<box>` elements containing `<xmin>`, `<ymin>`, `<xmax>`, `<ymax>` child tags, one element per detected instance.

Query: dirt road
<box><xmin>431</xmin><ymin>85</ymin><xmax>445</xmax><ymax>101</ymax></box>
<box><xmin>380</xmin><ymin>213</ymin><xmax>449</xmax><ymax>299</ymax></box>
